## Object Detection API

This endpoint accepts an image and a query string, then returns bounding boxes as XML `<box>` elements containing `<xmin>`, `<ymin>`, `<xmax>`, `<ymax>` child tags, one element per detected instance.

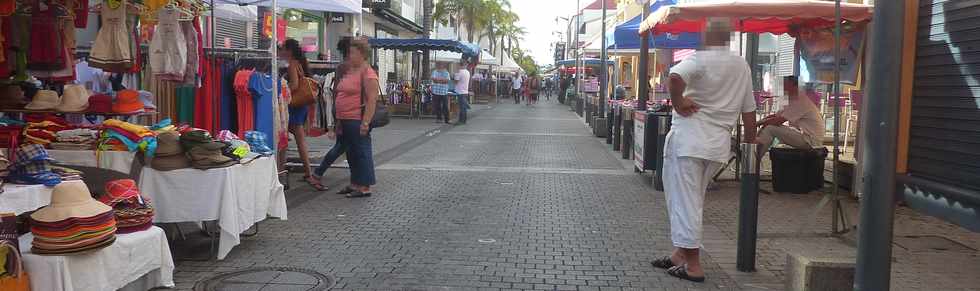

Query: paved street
<box><xmin>170</xmin><ymin>99</ymin><xmax>741</xmax><ymax>290</ymax></box>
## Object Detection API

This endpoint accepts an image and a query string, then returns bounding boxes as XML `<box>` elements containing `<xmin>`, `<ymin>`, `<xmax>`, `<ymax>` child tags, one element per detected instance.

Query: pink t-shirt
<box><xmin>335</xmin><ymin>66</ymin><xmax>379</xmax><ymax>121</ymax></box>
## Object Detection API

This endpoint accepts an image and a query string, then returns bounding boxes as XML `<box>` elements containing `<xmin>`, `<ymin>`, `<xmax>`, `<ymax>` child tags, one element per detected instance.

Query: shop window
<box><xmin>284</xmin><ymin>9</ymin><xmax>323</xmax><ymax>60</ymax></box>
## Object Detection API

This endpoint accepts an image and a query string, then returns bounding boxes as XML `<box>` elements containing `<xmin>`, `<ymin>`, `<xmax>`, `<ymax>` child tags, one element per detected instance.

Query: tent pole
<box><xmin>832</xmin><ymin>0</ymin><xmax>842</xmax><ymax>234</ymax></box>
<box><xmin>272</xmin><ymin>0</ymin><xmax>279</xmax><ymax>155</ymax></box>
<box><xmin>636</xmin><ymin>3</ymin><xmax>650</xmax><ymax>111</ymax></box>
<box><xmin>599</xmin><ymin>0</ymin><xmax>608</xmax><ymax>114</ymax></box>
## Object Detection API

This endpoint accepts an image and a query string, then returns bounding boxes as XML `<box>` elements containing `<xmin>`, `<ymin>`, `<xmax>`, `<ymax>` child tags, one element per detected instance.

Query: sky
<box><xmin>510</xmin><ymin>0</ymin><xmax>580</xmax><ymax>66</ymax></box>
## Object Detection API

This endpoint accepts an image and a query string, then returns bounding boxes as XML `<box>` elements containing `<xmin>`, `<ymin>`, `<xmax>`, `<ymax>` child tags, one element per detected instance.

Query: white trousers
<box><xmin>663</xmin><ymin>151</ymin><xmax>722</xmax><ymax>249</ymax></box>
<box><xmin>758</xmin><ymin>125</ymin><xmax>813</xmax><ymax>151</ymax></box>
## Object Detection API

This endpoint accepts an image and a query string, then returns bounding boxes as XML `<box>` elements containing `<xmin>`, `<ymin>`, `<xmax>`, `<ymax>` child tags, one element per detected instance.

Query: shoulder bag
<box><xmin>360</xmin><ymin>67</ymin><xmax>390</xmax><ymax>128</ymax></box>
<box><xmin>288</xmin><ymin>64</ymin><xmax>320</xmax><ymax>107</ymax></box>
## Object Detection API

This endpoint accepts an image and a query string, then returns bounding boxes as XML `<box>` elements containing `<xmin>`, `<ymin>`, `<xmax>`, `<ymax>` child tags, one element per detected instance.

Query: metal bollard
<box><xmin>736</xmin><ymin>143</ymin><xmax>760</xmax><ymax>272</ymax></box>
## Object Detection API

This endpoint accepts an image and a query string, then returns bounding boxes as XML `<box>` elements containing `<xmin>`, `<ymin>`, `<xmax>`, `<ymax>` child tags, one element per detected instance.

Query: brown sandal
<box><xmin>303</xmin><ymin>175</ymin><xmax>327</xmax><ymax>191</ymax></box>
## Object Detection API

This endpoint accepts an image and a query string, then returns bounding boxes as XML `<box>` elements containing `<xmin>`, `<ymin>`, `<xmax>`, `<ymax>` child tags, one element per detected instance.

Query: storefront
<box><xmin>0</xmin><ymin>1</ymin><xmax>359</xmax><ymax>290</ymax></box>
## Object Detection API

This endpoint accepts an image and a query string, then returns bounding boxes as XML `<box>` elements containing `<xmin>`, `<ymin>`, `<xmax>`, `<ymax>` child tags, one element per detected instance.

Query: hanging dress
<box><xmin>27</xmin><ymin>0</ymin><xmax>65</xmax><ymax>71</ymax></box>
<box><xmin>150</xmin><ymin>7</ymin><xmax>187</xmax><ymax>80</ymax></box>
<box><xmin>90</xmin><ymin>0</ymin><xmax>133</xmax><ymax>72</ymax></box>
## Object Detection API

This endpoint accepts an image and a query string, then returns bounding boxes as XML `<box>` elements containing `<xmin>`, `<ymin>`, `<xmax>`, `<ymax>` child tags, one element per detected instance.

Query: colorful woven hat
<box><xmin>112</xmin><ymin>90</ymin><xmax>144</xmax><ymax>114</ymax></box>
<box><xmin>99</xmin><ymin>179</ymin><xmax>140</xmax><ymax>205</ymax></box>
<box><xmin>13</xmin><ymin>144</ymin><xmax>53</xmax><ymax>166</ymax></box>
<box><xmin>138</xmin><ymin>90</ymin><xmax>156</xmax><ymax>110</ymax></box>
<box><xmin>88</xmin><ymin>94</ymin><xmax>113</xmax><ymax>113</ymax></box>
<box><xmin>30</xmin><ymin>181</ymin><xmax>113</xmax><ymax>223</ymax></box>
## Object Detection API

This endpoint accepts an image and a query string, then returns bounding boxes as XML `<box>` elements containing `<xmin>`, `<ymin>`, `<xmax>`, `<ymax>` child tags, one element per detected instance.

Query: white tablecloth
<box><xmin>137</xmin><ymin>156</ymin><xmax>287</xmax><ymax>260</ymax></box>
<box><xmin>0</xmin><ymin>184</ymin><xmax>54</xmax><ymax>215</ymax></box>
<box><xmin>47</xmin><ymin>149</ymin><xmax>137</xmax><ymax>175</ymax></box>
<box><xmin>18</xmin><ymin>226</ymin><xmax>175</xmax><ymax>291</ymax></box>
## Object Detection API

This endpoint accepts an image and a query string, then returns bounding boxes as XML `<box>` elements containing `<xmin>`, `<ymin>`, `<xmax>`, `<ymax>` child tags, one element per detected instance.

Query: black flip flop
<box><xmin>336</xmin><ymin>186</ymin><xmax>355</xmax><ymax>195</ymax></box>
<box><xmin>346</xmin><ymin>191</ymin><xmax>372</xmax><ymax>198</ymax></box>
<box><xmin>651</xmin><ymin>256</ymin><xmax>677</xmax><ymax>269</ymax></box>
<box><xmin>667</xmin><ymin>265</ymin><xmax>705</xmax><ymax>283</ymax></box>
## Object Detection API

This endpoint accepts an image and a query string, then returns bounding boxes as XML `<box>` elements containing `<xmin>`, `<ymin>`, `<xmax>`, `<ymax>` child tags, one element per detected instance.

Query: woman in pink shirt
<box><xmin>331</xmin><ymin>38</ymin><xmax>379</xmax><ymax>198</ymax></box>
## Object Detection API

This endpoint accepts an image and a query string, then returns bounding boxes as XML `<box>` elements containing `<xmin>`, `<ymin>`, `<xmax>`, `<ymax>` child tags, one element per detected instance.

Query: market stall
<box><xmin>368</xmin><ymin>38</ymin><xmax>481</xmax><ymax>119</ymax></box>
<box><xmin>0</xmin><ymin>0</ymin><xmax>360</xmax><ymax>289</ymax></box>
<box><xmin>637</xmin><ymin>0</ymin><xmax>874</xmax><ymax>232</ymax></box>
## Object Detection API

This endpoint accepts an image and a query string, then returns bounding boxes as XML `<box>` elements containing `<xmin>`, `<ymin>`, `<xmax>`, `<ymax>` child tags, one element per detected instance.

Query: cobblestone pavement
<box><xmin>169</xmin><ymin>99</ymin><xmax>742</xmax><ymax>290</ymax></box>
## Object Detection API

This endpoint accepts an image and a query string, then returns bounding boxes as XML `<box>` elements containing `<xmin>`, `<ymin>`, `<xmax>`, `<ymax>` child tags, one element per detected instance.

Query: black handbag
<box><xmin>360</xmin><ymin>68</ymin><xmax>390</xmax><ymax>128</ymax></box>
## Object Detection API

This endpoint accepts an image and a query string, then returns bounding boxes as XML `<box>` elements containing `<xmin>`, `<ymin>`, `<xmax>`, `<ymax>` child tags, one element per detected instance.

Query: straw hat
<box><xmin>112</xmin><ymin>90</ymin><xmax>144</xmax><ymax>114</ymax></box>
<box><xmin>150</xmin><ymin>131</ymin><xmax>191</xmax><ymax>171</ymax></box>
<box><xmin>24</xmin><ymin>90</ymin><xmax>60</xmax><ymax>110</ymax></box>
<box><xmin>55</xmin><ymin>84</ymin><xmax>91</xmax><ymax>112</ymax></box>
<box><xmin>30</xmin><ymin>181</ymin><xmax>112</xmax><ymax>223</ymax></box>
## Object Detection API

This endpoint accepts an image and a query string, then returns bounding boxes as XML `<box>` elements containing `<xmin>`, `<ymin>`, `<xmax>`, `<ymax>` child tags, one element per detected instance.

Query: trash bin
<box><xmin>769</xmin><ymin>147</ymin><xmax>829</xmax><ymax>193</ymax></box>
<box><xmin>612</xmin><ymin>105</ymin><xmax>622</xmax><ymax>151</ymax></box>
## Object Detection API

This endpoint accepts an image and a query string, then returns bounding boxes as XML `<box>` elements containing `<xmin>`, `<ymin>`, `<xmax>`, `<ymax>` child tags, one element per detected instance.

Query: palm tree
<box><xmin>434</xmin><ymin>0</ymin><xmax>495</xmax><ymax>43</ymax></box>
<box><xmin>422</xmin><ymin>0</ymin><xmax>434</xmax><ymax>77</ymax></box>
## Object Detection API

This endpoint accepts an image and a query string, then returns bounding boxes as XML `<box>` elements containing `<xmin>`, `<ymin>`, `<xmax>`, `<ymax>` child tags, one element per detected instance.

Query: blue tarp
<box><xmin>556</xmin><ymin>59</ymin><xmax>615</xmax><ymax>66</ymax></box>
<box><xmin>368</xmin><ymin>38</ymin><xmax>481</xmax><ymax>57</ymax></box>
<box><xmin>605</xmin><ymin>0</ymin><xmax>701</xmax><ymax>50</ymax></box>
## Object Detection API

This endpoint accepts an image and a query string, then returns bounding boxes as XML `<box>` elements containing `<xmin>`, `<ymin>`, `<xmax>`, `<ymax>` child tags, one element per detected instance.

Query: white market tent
<box><xmin>434</xmin><ymin>48</ymin><xmax>499</xmax><ymax>66</ymax></box>
<box><xmin>495</xmin><ymin>53</ymin><xmax>523</xmax><ymax>73</ymax></box>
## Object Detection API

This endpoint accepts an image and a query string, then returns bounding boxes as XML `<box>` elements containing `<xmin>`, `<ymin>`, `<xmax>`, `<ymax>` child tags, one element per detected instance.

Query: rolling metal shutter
<box><xmin>214</xmin><ymin>18</ymin><xmax>255</xmax><ymax>49</ymax></box>
<box><xmin>908</xmin><ymin>0</ymin><xmax>980</xmax><ymax>194</ymax></box>
<box><xmin>775</xmin><ymin>34</ymin><xmax>795</xmax><ymax>77</ymax></box>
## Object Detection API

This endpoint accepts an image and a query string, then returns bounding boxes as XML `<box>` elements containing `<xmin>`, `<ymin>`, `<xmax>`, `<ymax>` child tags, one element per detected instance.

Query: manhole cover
<box><xmin>894</xmin><ymin>235</ymin><xmax>976</xmax><ymax>253</ymax></box>
<box><xmin>194</xmin><ymin>267</ymin><xmax>335</xmax><ymax>291</ymax></box>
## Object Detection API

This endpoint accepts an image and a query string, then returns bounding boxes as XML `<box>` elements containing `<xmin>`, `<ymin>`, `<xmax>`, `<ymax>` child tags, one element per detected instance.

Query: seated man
<box><xmin>755</xmin><ymin>76</ymin><xmax>824</xmax><ymax>152</ymax></box>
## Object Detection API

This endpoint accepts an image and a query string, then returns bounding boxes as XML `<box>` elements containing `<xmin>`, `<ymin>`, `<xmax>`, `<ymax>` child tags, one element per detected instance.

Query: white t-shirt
<box><xmin>667</xmin><ymin>49</ymin><xmax>757</xmax><ymax>163</ymax></box>
<box><xmin>454</xmin><ymin>68</ymin><xmax>471</xmax><ymax>94</ymax></box>
<box><xmin>512</xmin><ymin>76</ymin><xmax>522</xmax><ymax>89</ymax></box>
<box><xmin>779</xmin><ymin>96</ymin><xmax>825</xmax><ymax>147</ymax></box>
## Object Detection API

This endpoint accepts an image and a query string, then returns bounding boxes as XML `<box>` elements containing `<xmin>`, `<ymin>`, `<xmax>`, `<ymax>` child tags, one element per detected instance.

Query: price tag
<box><xmin>233</xmin><ymin>146</ymin><xmax>249</xmax><ymax>157</ymax></box>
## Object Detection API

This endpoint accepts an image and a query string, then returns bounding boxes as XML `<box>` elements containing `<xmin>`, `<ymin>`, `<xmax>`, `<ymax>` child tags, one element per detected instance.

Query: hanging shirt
<box><xmin>666</xmin><ymin>48</ymin><xmax>756</xmax><ymax>163</ymax></box>
<box><xmin>249</xmin><ymin>72</ymin><xmax>275</xmax><ymax>147</ymax></box>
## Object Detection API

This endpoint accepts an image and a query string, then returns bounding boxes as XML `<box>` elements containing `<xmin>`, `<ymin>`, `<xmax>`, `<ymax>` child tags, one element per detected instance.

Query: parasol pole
<box><xmin>831</xmin><ymin>0</ymin><xmax>843</xmax><ymax>234</ymax></box>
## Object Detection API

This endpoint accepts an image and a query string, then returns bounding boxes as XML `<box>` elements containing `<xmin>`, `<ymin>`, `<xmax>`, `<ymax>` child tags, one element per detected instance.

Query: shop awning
<box><xmin>556</xmin><ymin>59</ymin><xmax>615</xmax><ymax>66</ymax></box>
<box><xmin>213</xmin><ymin>0</ymin><xmax>362</xmax><ymax>14</ymax></box>
<box><xmin>606</xmin><ymin>0</ymin><xmax>700</xmax><ymax>49</ymax></box>
<box><xmin>368</xmin><ymin>38</ymin><xmax>481</xmax><ymax>57</ymax></box>
<box><xmin>638</xmin><ymin>0</ymin><xmax>874</xmax><ymax>35</ymax></box>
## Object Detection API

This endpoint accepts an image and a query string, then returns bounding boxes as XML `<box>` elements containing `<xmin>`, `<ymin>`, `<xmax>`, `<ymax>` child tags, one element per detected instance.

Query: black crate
<box><xmin>770</xmin><ymin>147</ymin><xmax>829</xmax><ymax>194</ymax></box>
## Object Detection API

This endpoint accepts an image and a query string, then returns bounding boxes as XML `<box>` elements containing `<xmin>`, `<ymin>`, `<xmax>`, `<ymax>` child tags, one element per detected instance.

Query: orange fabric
<box><xmin>234</xmin><ymin>70</ymin><xmax>255</xmax><ymax>136</ymax></box>
<box><xmin>113</xmin><ymin>90</ymin><xmax>144</xmax><ymax>113</ymax></box>
<box><xmin>0</xmin><ymin>270</ymin><xmax>30</xmax><ymax>291</ymax></box>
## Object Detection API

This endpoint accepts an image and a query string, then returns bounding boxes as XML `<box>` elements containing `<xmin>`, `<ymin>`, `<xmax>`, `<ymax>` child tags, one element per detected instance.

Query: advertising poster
<box><xmin>799</xmin><ymin>27</ymin><xmax>865</xmax><ymax>84</ymax></box>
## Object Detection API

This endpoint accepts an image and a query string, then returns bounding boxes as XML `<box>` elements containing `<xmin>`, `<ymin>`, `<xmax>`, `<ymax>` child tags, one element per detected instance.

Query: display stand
<box><xmin>138</xmin><ymin>156</ymin><xmax>287</xmax><ymax>260</ymax></box>
<box><xmin>18</xmin><ymin>227</ymin><xmax>175</xmax><ymax>291</ymax></box>
<box><xmin>0</xmin><ymin>184</ymin><xmax>54</xmax><ymax>215</ymax></box>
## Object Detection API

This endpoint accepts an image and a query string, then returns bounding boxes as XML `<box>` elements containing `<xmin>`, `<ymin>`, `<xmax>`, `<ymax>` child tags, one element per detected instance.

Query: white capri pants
<box><xmin>663</xmin><ymin>148</ymin><xmax>723</xmax><ymax>249</ymax></box>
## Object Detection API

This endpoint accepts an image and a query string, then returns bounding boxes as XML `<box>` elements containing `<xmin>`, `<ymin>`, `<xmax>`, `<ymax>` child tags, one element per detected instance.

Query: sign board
<box><xmin>331</xmin><ymin>15</ymin><xmax>345</xmax><ymax>23</ymax></box>
<box><xmin>634</xmin><ymin>111</ymin><xmax>646</xmax><ymax>171</ymax></box>
<box><xmin>363</xmin><ymin>0</ymin><xmax>391</xmax><ymax>9</ymax></box>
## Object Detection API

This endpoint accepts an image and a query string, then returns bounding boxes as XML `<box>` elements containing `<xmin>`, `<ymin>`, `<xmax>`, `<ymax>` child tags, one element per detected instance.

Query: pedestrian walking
<box><xmin>431</xmin><ymin>62</ymin><xmax>451</xmax><ymax>123</ymax></box>
<box><xmin>329</xmin><ymin>37</ymin><xmax>379</xmax><ymax>198</ymax></box>
<box><xmin>314</xmin><ymin>38</ymin><xmax>351</xmax><ymax>186</ymax></box>
<box><xmin>281</xmin><ymin>39</ymin><xmax>326</xmax><ymax>191</ymax></box>
<box><xmin>512</xmin><ymin>75</ymin><xmax>523</xmax><ymax>104</ymax></box>
<box><xmin>651</xmin><ymin>20</ymin><xmax>757</xmax><ymax>282</ymax></box>
<box><xmin>454</xmin><ymin>60</ymin><xmax>472</xmax><ymax>125</ymax></box>
<box><xmin>529</xmin><ymin>75</ymin><xmax>540</xmax><ymax>105</ymax></box>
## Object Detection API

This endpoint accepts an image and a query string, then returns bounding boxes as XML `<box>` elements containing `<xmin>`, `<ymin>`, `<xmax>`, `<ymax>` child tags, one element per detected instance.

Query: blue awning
<box><xmin>606</xmin><ymin>0</ymin><xmax>701</xmax><ymax>50</ymax></box>
<box><xmin>367</xmin><ymin>38</ymin><xmax>481</xmax><ymax>57</ymax></box>
<box><xmin>556</xmin><ymin>58</ymin><xmax>615</xmax><ymax>66</ymax></box>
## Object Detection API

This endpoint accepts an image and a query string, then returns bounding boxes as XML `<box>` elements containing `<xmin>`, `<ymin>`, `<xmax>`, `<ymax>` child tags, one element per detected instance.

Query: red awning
<box><xmin>639</xmin><ymin>0</ymin><xmax>874</xmax><ymax>36</ymax></box>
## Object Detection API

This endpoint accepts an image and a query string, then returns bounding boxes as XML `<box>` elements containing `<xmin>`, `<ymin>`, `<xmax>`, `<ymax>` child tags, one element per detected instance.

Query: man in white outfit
<box><xmin>651</xmin><ymin>20</ymin><xmax>757</xmax><ymax>283</ymax></box>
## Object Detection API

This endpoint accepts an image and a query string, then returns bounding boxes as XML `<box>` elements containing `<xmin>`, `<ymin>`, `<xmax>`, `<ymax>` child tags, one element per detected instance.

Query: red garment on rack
<box><xmin>74</xmin><ymin>0</ymin><xmax>88</xmax><ymax>28</ymax></box>
<box><xmin>234</xmin><ymin>69</ymin><xmax>255</xmax><ymax>136</ymax></box>
<box><xmin>194</xmin><ymin>59</ymin><xmax>217</xmax><ymax>132</ymax></box>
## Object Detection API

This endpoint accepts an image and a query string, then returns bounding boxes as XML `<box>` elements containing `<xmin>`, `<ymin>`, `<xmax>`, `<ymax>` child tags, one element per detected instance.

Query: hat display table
<box><xmin>18</xmin><ymin>226</ymin><xmax>175</xmax><ymax>291</ymax></box>
<box><xmin>137</xmin><ymin>156</ymin><xmax>286</xmax><ymax>260</ymax></box>
<box><xmin>0</xmin><ymin>184</ymin><xmax>54</xmax><ymax>215</ymax></box>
